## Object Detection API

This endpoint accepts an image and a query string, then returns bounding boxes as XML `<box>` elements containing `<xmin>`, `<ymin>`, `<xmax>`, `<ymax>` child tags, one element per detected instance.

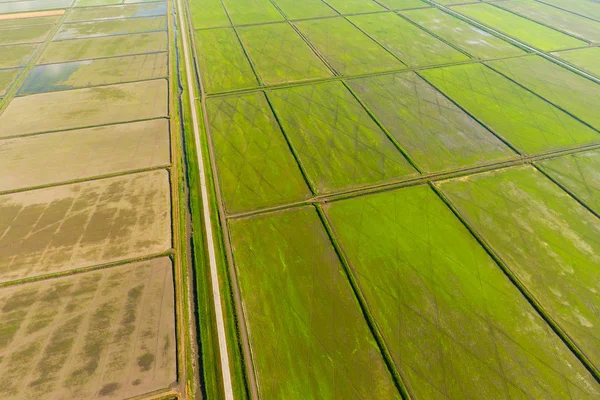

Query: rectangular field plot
<box><xmin>377</xmin><ymin>0</ymin><xmax>428</xmax><ymax>9</ymax></box>
<box><xmin>420</xmin><ymin>64</ymin><xmax>600</xmax><ymax>154</ymax></box>
<box><xmin>0</xmin><ymin>68</ymin><xmax>20</xmax><ymax>96</ymax></box>
<box><xmin>488</xmin><ymin>56</ymin><xmax>600</xmax><ymax>130</ymax></box>
<box><xmin>0</xmin><ymin>119</ymin><xmax>170</xmax><ymax>191</ymax></box>
<box><xmin>0</xmin><ymin>0</ymin><xmax>71</xmax><ymax>14</ymax></box>
<box><xmin>189</xmin><ymin>0</ymin><xmax>229</xmax><ymax>29</ymax></box>
<box><xmin>272</xmin><ymin>0</ymin><xmax>336</xmax><ymax>19</ymax></box>
<box><xmin>228</xmin><ymin>207</ymin><xmax>401</xmax><ymax>399</ymax></box>
<box><xmin>323</xmin><ymin>0</ymin><xmax>385</xmax><ymax>14</ymax></box>
<box><xmin>0</xmin><ymin>43</ymin><xmax>39</xmax><ymax>68</ymax></box>
<box><xmin>533</xmin><ymin>0</ymin><xmax>600</xmax><ymax>22</ymax></box>
<box><xmin>349</xmin><ymin>13</ymin><xmax>469</xmax><ymax>67</ymax></box>
<box><xmin>0</xmin><ymin>257</ymin><xmax>176</xmax><ymax>400</ymax></box>
<box><xmin>66</xmin><ymin>2</ymin><xmax>167</xmax><ymax>22</ymax></box>
<box><xmin>18</xmin><ymin>53</ymin><xmax>168</xmax><ymax>95</ymax></box>
<box><xmin>207</xmin><ymin>93</ymin><xmax>311</xmax><ymax>213</ymax></box>
<box><xmin>401</xmin><ymin>7</ymin><xmax>524</xmax><ymax>59</ymax></box>
<box><xmin>194</xmin><ymin>28</ymin><xmax>258</xmax><ymax>93</ymax></box>
<box><xmin>0</xmin><ymin>15</ymin><xmax>59</xmax><ymax>28</ymax></box>
<box><xmin>496</xmin><ymin>0</ymin><xmax>600</xmax><ymax>43</ymax></box>
<box><xmin>237</xmin><ymin>23</ymin><xmax>332</xmax><ymax>85</ymax></box>
<box><xmin>0</xmin><ymin>170</ymin><xmax>171</xmax><ymax>282</ymax></box>
<box><xmin>348</xmin><ymin>72</ymin><xmax>515</xmax><ymax>173</ymax></box>
<box><xmin>553</xmin><ymin>47</ymin><xmax>600</xmax><ymax>77</ymax></box>
<box><xmin>438</xmin><ymin>165</ymin><xmax>600</xmax><ymax>370</ymax></box>
<box><xmin>39</xmin><ymin>31</ymin><xmax>167</xmax><ymax>64</ymax></box>
<box><xmin>325</xmin><ymin>185</ymin><xmax>600</xmax><ymax>399</ymax></box>
<box><xmin>294</xmin><ymin>17</ymin><xmax>403</xmax><ymax>75</ymax></box>
<box><xmin>54</xmin><ymin>16</ymin><xmax>166</xmax><ymax>40</ymax></box>
<box><xmin>538</xmin><ymin>150</ymin><xmax>600</xmax><ymax>213</ymax></box>
<box><xmin>453</xmin><ymin>3</ymin><xmax>587</xmax><ymax>51</ymax></box>
<box><xmin>0</xmin><ymin>79</ymin><xmax>167</xmax><ymax>137</ymax></box>
<box><xmin>221</xmin><ymin>0</ymin><xmax>284</xmax><ymax>25</ymax></box>
<box><xmin>267</xmin><ymin>81</ymin><xmax>417</xmax><ymax>193</ymax></box>
<box><xmin>0</xmin><ymin>24</ymin><xmax>52</xmax><ymax>45</ymax></box>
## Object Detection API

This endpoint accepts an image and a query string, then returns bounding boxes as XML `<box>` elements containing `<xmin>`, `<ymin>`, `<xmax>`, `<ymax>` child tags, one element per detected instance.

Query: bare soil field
<box><xmin>0</xmin><ymin>79</ymin><xmax>168</xmax><ymax>137</ymax></box>
<box><xmin>0</xmin><ymin>119</ymin><xmax>170</xmax><ymax>191</ymax></box>
<box><xmin>0</xmin><ymin>170</ymin><xmax>171</xmax><ymax>282</ymax></box>
<box><xmin>0</xmin><ymin>257</ymin><xmax>176</xmax><ymax>400</ymax></box>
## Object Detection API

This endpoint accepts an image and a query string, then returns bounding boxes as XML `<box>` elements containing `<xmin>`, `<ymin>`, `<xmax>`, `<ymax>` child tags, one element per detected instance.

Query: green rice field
<box><xmin>2</xmin><ymin>0</ymin><xmax>600</xmax><ymax>399</ymax></box>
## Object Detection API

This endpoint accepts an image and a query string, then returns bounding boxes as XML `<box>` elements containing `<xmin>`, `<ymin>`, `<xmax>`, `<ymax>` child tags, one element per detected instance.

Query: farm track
<box><xmin>175</xmin><ymin>0</ymin><xmax>235</xmax><ymax>397</ymax></box>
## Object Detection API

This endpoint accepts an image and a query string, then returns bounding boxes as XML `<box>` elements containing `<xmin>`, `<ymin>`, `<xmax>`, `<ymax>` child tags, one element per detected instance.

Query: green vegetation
<box><xmin>0</xmin><ymin>44</ymin><xmax>39</xmax><ymax>69</ymax></box>
<box><xmin>272</xmin><ymin>0</ymin><xmax>336</xmax><ymax>19</ymax></box>
<box><xmin>54</xmin><ymin>15</ymin><xmax>166</xmax><ymax>40</ymax></box>
<box><xmin>454</xmin><ymin>3</ymin><xmax>587</xmax><ymax>51</ymax></box>
<box><xmin>553</xmin><ymin>47</ymin><xmax>600</xmax><ymax>77</ymax></box>
<box><xmin>349</xmin><ymin>13</ymin><xmax>469</xmax><ymax>67</ymax></box>
<box><xmin>267</xmin><ymin>81</ymin><xmax>417</xmax><ymax>193</ymax></box>
<box><xmin>0</xmin><ymin>69</ymin><xmax>20</xmax><ymax>97</ymax></box>
<box><xmin>401</xmin><ymin>7</ymin><xmax>524</xmax><ymax>59</ymax></box>
<box><xmin>39</xmin><ymin>31</ymin><xmax>168</xmax><ymax>63</ymax></box>
<box><xmin>538</xmin><ymin>150</ymin><xmax>600</xmax><ymax>213</ymax></box>
<box><xmin>326</xmin><ymin>184</ymin><xmax>600</xmax><ymax>399</ymax></box>
<box><xmin>194</xmin><ymin>28</ymin><xmax>258</xmax><ymax>92</ymax></box>
<box><xmin>377</xmin><ymin>0</ymin><xmax>427</xmax><ymax>10</ymax></box>
<box><xmin>348</xmin><ymin>72</ymin><xmax>515</xmax><ymax>173</ymax></box>
<box><xmin>488</xmin><ymin>55</ymin><xmax>600</xmax><ymax>130</ymax></box>
<box><xmin>421</xmin><ymin>63</ymin><xmax>600</xmax><ymax>154</ymax></box>
<box><xmin>496</xmin><ymin>0</ymin><xmax>600</xmax><ymax>43</ymax></box>
<box><xmin>533</xmin><ymin>0</ymin><xmax>600</xmax><ymax>21</ymax></box>
<box><xmin>19</xmin><ymin>53</ymin><xmax>168</xmax><ymax>94</ymax></box>
<box><xmin>222</xmin><ymin>0</ymin><xmax>284</xmax><ymax>25</ymax></box>
<box><xmin>294</xmin><ymin>17</ymin><xmax>402</xmax><ymax>74</ymax></box>
<box><xmin>0</xmin><ymin>24</ymin><xmax>52</xmax><ymax>46</ymax></box>
<box><xmin>65</xmin><ymin>2</ymin><xmax>167</xmax><ymax>22</ymax></box>
<box><xmin>439</xmin><ymin>165</ymin><xmax>600</xmax><ymax>370</ymax></box>
<box><xmin>228</xmin><ymin>206</ymin><xmax>401</xmax><ymax>399</ymax></box>
<box><xmin>324</xmin><ymin>0</ymin><xmax>385</xmax><ymax>14</ymax></box>
<box><xmin>188</xmin><ymin>0</ymin><xmax>229</xmax><ymax>29</ymax></box>
<box><xmin>237</xmin><ymin>23</ymin><xmax>332</xmax><ymax>85</ymax></box>
<box><xmin>206</xmin><ymin>93</ymin><xmax>311</xmax><ymax>213</ymax></box>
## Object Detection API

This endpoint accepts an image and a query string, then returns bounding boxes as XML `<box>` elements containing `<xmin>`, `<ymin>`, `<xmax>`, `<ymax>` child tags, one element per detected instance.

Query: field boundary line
<box><xmin>488</xmin><ymin>1</ymin><xmax>592</xmax><ymax>45</ymax></box>
<box><xmin>0</xmin><ymin>251</ymin><xmax>172</xmax><ymax>289</ymax></box>
<box><xmin>534</xmin><ymin>0</ymin><xmax>600</xmax><ymax>23</ymax></box>
<box><xmin>429</xmin><ymin>183</ymin><xmax>600</xmax><ymax>382</ymax></box>
<box><xmin>203</xmin><ymin>52</ymin><xmax>538</xmax><ymax>98</ymax></box>
<box><xmin>0</xmin><ymin>165</ymin><xmax>171</xmax><ymax>196</ymax></box>
<box><xmin>0</xmin><ymin>115</ymin><xmax>169</xmax><ymax>141</ymax></box>
<box><xmin>35</xmin><ymin>49</ymin><xmax>167</xmax><ymax>65</ymax></box>
<box><xmin>532</xmin><ymin>163</ymin><xmax>600</xmax><ymax>220</ymax></box>
<box><xmin>175</xmin><ymin>0</ymin><xmax>235</xmax><ymax>397</ymax></box>
<box><xmin>51</xmin><ymin>25</ymin><xmax>167</xmax><ymax>43</ymax></box>
<box><xmin>0</xmin><ymin>7</ymin><xmax>70</xmax><ymax>115</ymax></box>
<box><xmin>226</xmin><ymin>142</ymin><xmax>600</xmax><ymax>220</ymax></box>
<box><xmin>316</xmin><ymin>204</ymin><xmax>413</xmax><ymax>399</ymax></box>
<box><xmin>483</xmin><ymin>62</ymin><xmax>600</xmax><ymax>135</ymax></box>
<box><xmin>424</xmin><ymin>0</ymin><xmax>600</xmax><ymax>85</ymax></box>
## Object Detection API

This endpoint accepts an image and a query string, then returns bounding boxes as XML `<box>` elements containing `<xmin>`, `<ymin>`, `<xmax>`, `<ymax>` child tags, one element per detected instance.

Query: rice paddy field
<box><xmin>187</xmin><ymin>0</ymin><xmax>600</xmax><ymax>399</ymax></box>
<box><xmin>2</xmin><ymin>0</ymin><xmax>600</xmax><ymax>399</ymax></box>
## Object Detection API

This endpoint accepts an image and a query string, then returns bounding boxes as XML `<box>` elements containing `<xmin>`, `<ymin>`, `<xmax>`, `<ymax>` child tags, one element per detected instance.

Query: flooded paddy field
<box><xmin>0</xmin><ymin>0</ymin><xmax>185</xmax><ymax>398</ymax></box>
<box><xmin>0</xmin><ymin>257</ymin><xmax>176</xmax><ymax>400</ymax></box>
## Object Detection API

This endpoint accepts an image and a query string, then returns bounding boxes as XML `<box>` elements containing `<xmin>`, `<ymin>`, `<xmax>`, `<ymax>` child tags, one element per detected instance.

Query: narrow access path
<box><xmin>174</xmin><ymin>0</ymin><xmax>235</xmax><ymax>398</ymax></box>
